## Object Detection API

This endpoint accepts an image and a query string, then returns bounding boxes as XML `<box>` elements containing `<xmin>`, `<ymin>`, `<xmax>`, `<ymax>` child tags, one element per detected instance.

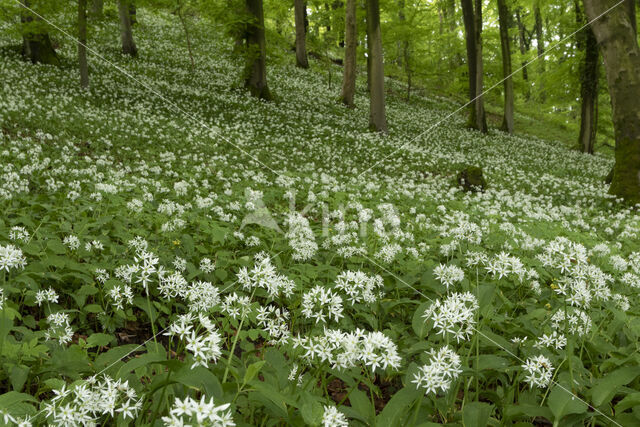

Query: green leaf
<box><xmin>83</xmin><ymin>304</ymin><xmax>103</xmax><ymax>314</ymax></box>
<box><xmin>412</xmin><ymin>302</ymin><xmax>430</xmax><ymax>338</ymax></box>
<box><xmin>591</xmin><ymin>366</ymin><xmax>640</xmax><ymax>407</ymax></box>
<box><xmin>462</xmin><ymin>401</ymin><xmax>494</xmax><ymax>427</ymax></box>
<box><xmin>377</xmin><ymin>386</ymin><xmax>423</xmax><ymax>425</ymax></box>
<box><xmin>9</xmin><ymin>366</ymin><xmax>30</xmax><ymax>392</ymax></box>
<box><xmin>244</xmin><ymin>360</ymin><xmax>266</xmax><ymax>385</ymax></box>
<box><xmin>46</xmin><ymin>239</ymin><xmax>67</xmax><ymax>255</ymax></box>
<box><xmin>86</xmin><ymin>333</ymin><xmax>114</xmax><ymax>348</ymax></box>
<box><xmin>547</xmin><ymin>385</ymin><xmax>588</xmax><ymax>422</ymax></box>
<box><xmin>300</xmin><ymin>400</ymin><xmax>324</xmax><ymax>426</ymax></box>
<box><xmin>173</xmin><ymin>365</ymin><xmax>223</xmax><ymax>398</ymax></box>
<box><xmin>0</xmin><ymin>391</ymin><xmax>37</xmax><ymax>411</ymax></box>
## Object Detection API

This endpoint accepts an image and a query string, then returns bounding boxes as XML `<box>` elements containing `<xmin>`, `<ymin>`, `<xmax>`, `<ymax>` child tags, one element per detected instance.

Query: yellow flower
<box><xmin>545</xmin><ymin>303</ymin><xmax>551</xmax><ymax>309</ymax></box>
<box><xmin>172</xmin><ymin>239</ymin><xmax>181</xmax><ymax>246</ymax></box>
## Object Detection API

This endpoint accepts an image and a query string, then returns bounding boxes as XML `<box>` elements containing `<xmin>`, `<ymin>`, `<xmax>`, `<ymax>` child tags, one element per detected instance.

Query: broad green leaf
<box><xmin>86</xmin><ymin>333</ymin><xmax>114</xmax><ymax>348</ymax></box>
<box><xmin>547</xmin><ymin>385</ymin><xmax>588</xmax><ymax>422</ymax></box>
<box><xmin>412</xmin><ymin>302</ymin><xmax>430</xmax><ymax>338</ymax></box>
<box><xmin>377</xmin><ymin>386</ymin><xmax>423</xmax><ymax>426</ymax></box>
<box><xmin>244</xmin><ymin>360</ymin><xmax>266</xmax><ymax>385</ymax></box>
<box><xmin>462</xmin><ymin>401</ymin><xmax>494</xmax><ymax>427</ymax></box>
<box><xmin>591</xmin><ymin>366</ymin><xmax>640</xmax><ymax>407</ymax></box>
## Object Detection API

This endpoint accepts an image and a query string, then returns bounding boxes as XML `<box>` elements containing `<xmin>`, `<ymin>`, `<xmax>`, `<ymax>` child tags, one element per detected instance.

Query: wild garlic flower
<box><xmin>0</xmin><ymin>288</ymin><xmax>5</xmax><ymax>310</ymax></box>
<box><xmin>285</xmin><ymin>212</ymin><xmax>318</xmax><ymax>261</ymax></box>
<box><xmin>537</xmin><ymin>237</ymin><xmax>588</xmax><ymax>274</ymax></box>
<box><xmin>322</xmin><ymin>405</ymin><xmax>348</xmax><ymax>427</ymax></box>
<box><xmin>63</xmin><ymin>235</ymin><xmax>80</xmax><ymax>251</ymax></box>
<box><xmin>236</xmin><ymin>254</ymin><xmax>296</xmax><ymax>299</ymax></box>
<box><xmin>161</xmin><ymin>396</ymin><xmax>234</xmax><ymax>427</ymax></box>
<box><xmin>433</xmin><ymin>264</ymin><xmax>464</xmax><ymax>289</ymax></box>
<box><xmin>187</xmin><ymin>281</ymin><xmax>221</xmax><ymax>312</ymax></box>
<box><xmin>485</xmin><ymin>252</ymin><xmax>525</xmax><ymax>281</ymax></box>
<box><xmin>534</xmin><ymin>332</ymin><xmax>566</xmax><ymax>350</ymax></box>
<box><xmin>44</xmin><ymin>375</ymin><xmax>141</xmax><ymax>425</ymax></box>
<box><xmin>9</xmin><ymin>226</ymin><xmax>29</xmax><ymax>242</ymax></box>
<box><xmin>0</xmin><ymin>244</ymin><xmax>27</xmax><ymax>272</ymax></box>
<box><xmin>200</xmin><ymin>257</ymin><xmax>216</xmax><ymax>273</ymax></box>
<box><xmin>521</xmin><ymin>355</ymin><xmax>554</xmax><ymax>388</ymax></box>
<box><xmin>292</xmin><ymin>328</ymin><xmax>401</xmax><ymax>372</ymax></box>
<box><xmin>334</xmin><ymin>270</ymin><xmax>385</xmax><ymax>304</ymax></box>
<box><xmin>108</xmin><ymin>284</ymin><xmax>134</xmax><ymax>310</ymax></box>
<box><xmin>423</xmin><ymin>292</ymin><xmax>478</xmax><ymax>342</ymax></box>
<box><xmin>35</xmin><ymin>288</ymin><xmax>59</xmax><ymax>306</ymax></box>
<box><xmin>166</xmin><ymin>314</ymin><xmax>222</xmax><ymax>369</ymax></box>
<box><xmin>45</xmin><ymin>312</ymin><xmax>74</xmax><ymax>345</ymax></box>
<box><xmin>301</xmin><ymin>286</ymin><xmax>343</xmax><ymax>324</ymax></box>
<box><xmin>412</xmin><ymin>345</ymin><xmax>463</xmax><ymax>395</ymax></box>
<box><xmin>218</xmin><ymin>292</ymin><xmax>252</xmax><ymax>319</ymax></box>
<box><xmin>256</xmin><ymin>305</ymin><xmax>290</xmax><ymax>345</ymax></box>
<box><xmin>550</xmin><ymin>308</ymin><xmax>592</xmax><ymax>337</ymax></box>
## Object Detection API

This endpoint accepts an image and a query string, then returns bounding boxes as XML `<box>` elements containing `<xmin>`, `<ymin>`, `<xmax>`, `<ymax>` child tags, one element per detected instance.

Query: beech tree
<box><xmin>294</xmin><ymin>0</ymin><xmax>309</xmax><ymax>68</ymax></box>
<box><xmin>497</xmin><ymin>0</ymin><xmax>514</xmax><ymax>134</ymax></box>
<box><xmin>460</xmin><ymin>0</ymin><xmax>487</xmax><ymax>133</ymax></box>
<box><xmin>118</xmin><ymin>0</ymin><xmax>138</xmax><ymax>56</ymax></box>
<box><xmin>366</xmin><ymin>0</ymin><xmax>387</xmax><ymax>132</ymax></box>
<box><xmin>244</xmin><ymin>0</ymin><xmax>272</xmax><ymax>100</ymax></box>
<box><xmin>575</xmin><ymin>1</ymin><xmax>598</xmax><ymax>154</ymax></box>
<box><xmin>91</xmin><ymin>0</ymin><xmax>103</xmax><ymax>19</ymax></box>
<box><xmin>583</xmin><ymin>0</ymin><xmax>640</xmax><ymax>203</ymax></box>
<box><xmin>339</xmin><ymin>0</ymin><xmax>356</xmax><ymax>107</ymax></box>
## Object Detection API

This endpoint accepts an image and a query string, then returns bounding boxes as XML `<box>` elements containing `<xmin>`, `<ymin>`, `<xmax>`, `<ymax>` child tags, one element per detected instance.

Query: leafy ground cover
<box><xmin>1</xmin><ymin>9</ymin><xmax>639</xmax><ymax>427</ymax></box>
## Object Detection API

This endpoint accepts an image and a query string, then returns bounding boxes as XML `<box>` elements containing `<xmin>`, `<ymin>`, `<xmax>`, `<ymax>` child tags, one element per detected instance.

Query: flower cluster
<box><xmin>334</xmin><ymin>270</ymin><xmax>385</xmax><ymax>304</ymax></box>
<box><xmin>236</xmin><ymin>253</ymin><xmax>296</xmax><ymax>298</ymax></box>
<box><xmin>521</xmin><ymin>355</ymin><xmax>554</xmax><ymax>388</ymax></box>
<box><xmin>412</xmin><ymin>345</ymin><xmax>463</xmax><ymax>395</ymax></box>
<box><xmin>301</xmin><ymin>286</ymin><xmax>343</xmax><ymax>324</ymax></box>
<box><xmin>292</xmin><ymin>328</ymin><xmax>402</xmax><ymax>372</ymax></box>
<box><xmin>423</xmin><ymin>292</ymin><xmax>478</xmax><ymax>342</ymax></box>
<box><xmin>161</xmin><ymin>396</ymin><xmax>234</xmax><ymax>427</ymax></box>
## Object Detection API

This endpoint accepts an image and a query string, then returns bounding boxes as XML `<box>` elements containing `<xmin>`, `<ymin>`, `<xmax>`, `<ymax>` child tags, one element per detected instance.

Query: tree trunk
<box><xmin>340</xmin><ymin>0</ymin><xmax>357</xmax><ymax>107</ymax></box>
<box><xmin>294</xmin><ymin>0</ymin><xmax>309</xmax><ymax>68</ymax></box>
<box><xmin>91</xmin><ymin>0</ymin><xmax>103</xmax><ymax>19</ymax></box>
<box><xmin>460</xmin><ymin>0</ymin><xmax>486</xmax><ymax>132</ymax></box>
<box><xmin>20</xmin><ymin>1</ymin><xmax>60</xmax><ymax>66</ymax></box>
<box><xmin>460</xmin><ymin>0</ymin><xmax>477</xmax><ymax>127</ymax></box>
<box><xmin>515</xmin><ymin>8</ymin><xmax>529</xmax><ymax>81</ymax></box>
<box><xmin>177</xmin><ymin>0</ymin><xmax>195</xmax><ymax>70</ymax></box>
<box><xmin>575</xmin><ymin>1</ymin><xmax>598</xmax><ymax>154</ymax></box>
<box><xmin>79</xmin><ymin>0</ymin><xmax>89</xmax><ymax>88</ymax></box>
<box><xmin>118</xmin><ymin>0</ymin><xmax>137</xmax><ymax>56</ymax></box>
<box><xmin>625</xmin><ymin>0</ymin><xmax>637</xmax><ymax>35</ymax></box>
<box><xmin>129</xmin><ymin>2</ymin><xmax>137</xmax><ymax>26</ymax></box>
<box><xmin>366</xmin><ymin>0</ymin><xmax>387</xmax><ymax>132</ymax></box>
<box><xmin>497</xmin><ymin>0</ymin><xmax>514</xmax><ymax>133</ymax></box>
<box><xmin>534</xmin><ymin>2</ymin><xmax>546</xmax><ymax>102</ymax></box>
<box><xmin>244</xmin><ymin>0</ymin><xmax>272</xmax><ymax>100</ymax></box>
<box><xmin>473</xmin><ymin>0</ymin><xmax>487</xmax><ymax>133</ymax></box>
<box><xmin>584</xmin><ymin>0</ymin><xmax>640</xmax><ymax>204</ymax></box>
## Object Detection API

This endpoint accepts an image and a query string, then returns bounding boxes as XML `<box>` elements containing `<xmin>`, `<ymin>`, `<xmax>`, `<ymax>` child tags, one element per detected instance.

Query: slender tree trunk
<box><xmin>534</xmin><ymin>2</ymin><xmax>546</xmax><ymax>102</ymax></box>
<box><xmin>340</xmin><ymin>0</ymin><xmax>357</xmax><ymax>107</ymax></box>
<box><xmin>497</xmin><ymin>0</ymin><xmax>514</xmax><ymax>133</ymax></box>
<box><xmin>79</xmin><ymin>0</ymin><xmax>89</xmax><ymax>88</ymax></box>
<box><xmin>20</xmin><ymin>0</ymin><xmax>60</xmax><ymax>65</ymax></box>
<box><xmin>129</xmin><ymin>2</ymin><xmax>137</xmax><ymax>26</ymax></box>
<box><xmin>460</xmin><ymin>0</ymin><xmax>486</xmax><ymax>132</ymax></box>
<box><xmin>244</xmin><ymin>0</ymin><xmax>272</xmax><ymax>100</ymax></box>
<box><xmin>460</xmin><ymin>0</ymin><xmax>477</xmax><ymax>127</ymax></box>
<box><xmin>91</xmin><ymin>0</ymin><xmax>103</xmax><ymax>19</ymax></box>
<box><xmin>294</xmin><ymin>0</ymin><xmax>309</xmax><ymax>68</ymax></box>
<box><xmin>515</xmin><ymin>8</ymin><xmax>529</xmax><ymax>82</ymax></box>
<box><xmin>584</xmin><ymin>0</ymin><xmax>640</xmax><ymax>203</ymax></box>
<box><xmin>366</xmin><ymin>0</ymin><xmax>387</xmax><ymax>132</ymax></box>
<box><xmin>118</xmin><ymin>0</ymin><xmax>137</xmax><ymax>56</ymax></box>
<box><xmin>575</xmin><ymin>1</ymin><xmax>598</xmax><ymax>154</ymax></box>
<box><xmin>473</xmin><ymin>0</ymin><xmax>487</xmax><ymax>133</ymax></box>
<box><xmin>625</xmin><ymin>0</ymin><xmax>637</xmax><ymax>35</ymax></box>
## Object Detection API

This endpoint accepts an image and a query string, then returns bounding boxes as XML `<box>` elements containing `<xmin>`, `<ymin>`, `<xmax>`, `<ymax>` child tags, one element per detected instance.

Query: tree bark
<box><xmin>340</xmin><ymin>0</ymin><xmax>356</xmax><ymax>107</ymax></box>
<box><xmin>118</xmin><ymin>0</ymin><xmax>137</xmax><ymax>56</ymax></box>
<box><xmin>515</xmin><ymin>8</ymin><xmax>529</xmax><ymax>81</ymax></box>
<box><xmin>244</xmin><ymin>0</ymin><xmax>272</xmax><ymax>100</ymax></box>
<box><xmin>575</xmin><ymin>1</ymin><xmax>598</xmax><ymax>154</ymax></box>
<box><xmin>584</xmin><ymin>0</ymin><xmax>640</xmax><ymax>203</ymax></box>
<box><xmin>497</xmin><ymin>0</ymin><xmax>514</xmax><ymax>133</ymax></box>
<box><xmin>460</xmin><ymin>0</ymin><xmax>487</xmax><ymax>132</ymax></box>
<box><xmin>20</xmin><ymin>0</ymin><xmax>60</xmax><ymax>65</ymax></box>
<box><xmin>294</xmin><ymin>0</ymin><xmax>309</xmax><ymax>68</ymax></box>
<box><xmin>366</xmin><ymin>0</ymin><xmax>387</xmax><ymax>132</ymax></box>
<box><xmin>473</xmin><ymin>0</ymin><xmax>487</xmax><ymax>133</ymax></box>
<box><xmin>534</xmin><ymin>3</ymin><xmax>545</xmax><ymax>69</ymax></box>
<box><xmin>79</xmin><ymin>0</ymin><xmax>89</xmax><ymax>88</ymax></box>
<box><xmin>177</xmin><ymin>0</ymin><xmax>195</xmax><ymax>70</ymax></box>
<box><xmin>91</xmin><ymin>0</ymin><xmax>103</xmax><ymax>19</ymax></box>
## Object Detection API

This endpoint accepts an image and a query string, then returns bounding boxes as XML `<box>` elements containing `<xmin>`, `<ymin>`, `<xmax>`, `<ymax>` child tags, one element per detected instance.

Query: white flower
<box><xmin>522</xmin><ymin>355</ymin><xmax>554</xmax><ymax>388</ymax></box>
<box><xmin>412</xmin><ymin>345</ymin><xmax>463</xmax><ymax>395</ymax></box>
<box><xmin>0</xmin><ymin>244</ymin><xmax>27</xmax><ymax>272</ymax></box>
<box><xmin>322</xmin><ymin>405</ymin><xmax>348</xmax><ymax>427</ymax></box>
<box><xmin>433</xmin><ymin>264</ymin><xmax>464</xmax><ymax>289</ymax></box>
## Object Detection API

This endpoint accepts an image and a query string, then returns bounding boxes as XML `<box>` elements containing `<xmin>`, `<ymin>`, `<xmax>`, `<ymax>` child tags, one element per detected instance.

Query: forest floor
<box><xmin>0</xmin><ymin>8</ymin><xmax>639</xmax><ymax>427</ymax></box>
